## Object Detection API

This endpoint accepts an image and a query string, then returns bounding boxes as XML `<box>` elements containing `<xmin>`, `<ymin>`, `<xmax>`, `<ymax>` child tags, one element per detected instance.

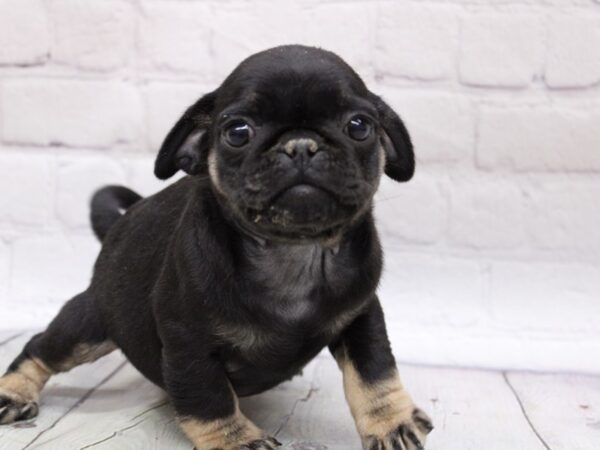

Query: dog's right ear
<box><xmin>154</xmin><ymin>90</ymin><xmax>219</xmax><ymax>180</ymax></box>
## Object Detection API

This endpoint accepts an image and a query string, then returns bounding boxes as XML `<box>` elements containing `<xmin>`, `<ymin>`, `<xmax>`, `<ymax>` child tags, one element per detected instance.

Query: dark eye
<box><xmin>224</xmin><ymin>121</ymin><xmax>254</xmax><ymax>147</ymax></box>
<box><xmin>345</xmin><ymin>116</ymin><xmax>372</xmax><ymax>141</ymax></box>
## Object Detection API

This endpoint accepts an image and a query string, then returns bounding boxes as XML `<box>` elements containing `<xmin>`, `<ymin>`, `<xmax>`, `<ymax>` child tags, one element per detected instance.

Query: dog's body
<box><xmin>0</xmin><ymin>46</ymin><xmax>432</xmax><ymax>450</ymax></box>
<box><xmin>92</xmin><ymin>176</ymin><xmax>381</xmax><ymax>397</ymax></box>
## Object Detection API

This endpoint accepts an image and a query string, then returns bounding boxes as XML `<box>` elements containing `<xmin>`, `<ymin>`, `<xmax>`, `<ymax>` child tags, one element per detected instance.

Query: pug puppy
<box><xmin>0</xmin><ymin>45</ymin><xmax>433</xmax><ymax>450</ymax></box>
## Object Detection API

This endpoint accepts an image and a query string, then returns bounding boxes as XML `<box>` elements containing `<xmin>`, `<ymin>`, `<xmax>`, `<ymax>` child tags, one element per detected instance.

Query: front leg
<box><xmin>330</xmin><ymin>299</ymin><xmax>433</xmax><ymax>450</ymax></box>
<box><xmin>160</xmin><ymin>326</ymin><xmax>281</xmax><ymax>450</ymax></box>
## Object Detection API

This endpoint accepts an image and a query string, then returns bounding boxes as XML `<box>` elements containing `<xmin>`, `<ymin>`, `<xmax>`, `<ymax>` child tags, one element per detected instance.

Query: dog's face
<box><xmin>155</xmin><ymin>45</ymin><xmax>414</xmax><ymax>241</ymax></box>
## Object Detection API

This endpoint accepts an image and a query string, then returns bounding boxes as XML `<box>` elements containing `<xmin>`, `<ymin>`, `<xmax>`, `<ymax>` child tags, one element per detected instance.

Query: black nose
<box><xmin>281</xmin><ymin>138</ymin><xmax>320</xmax><ymax>160</ymax></box>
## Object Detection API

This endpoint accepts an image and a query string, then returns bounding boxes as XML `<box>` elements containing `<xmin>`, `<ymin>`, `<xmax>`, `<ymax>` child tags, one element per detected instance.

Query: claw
<box><xmin>0</xmin><ymin>406</ymin><xmax>17</xmax><ymax>424</ymax></box>
<box><xmin>17</xmin><ymin>402</ymin><xmax>38</xmax><ymax>421</ymax></box>
<box><xmin>0</xmin><ymin>397</ymin><xmax>39</xmax><ymax>425</ymax></box>
<box><xmin>267</xmin><ymin>437</ymin><xmax>282</xmax><ymax>447</ymax></box>
<box><xmin>412</xmin><ymin>409</ymin><xmax>433</xmax><ymax>435</ymax></box>
<box><xmin>391</xmin><ymin>436</ymin><xmax>405</xmax><ymax>450</ymax></box>
<box><xmin>241</xmin><ymin>437</ymin><xmax>282</xmax><ymax>450</ymax></box>
<box><xmin>0</xmin><ymin>405</ymin><xmax>8</xmax><ymax>421</ymax></box>
<box><xmin>403</xmin><ymin>428</ymin><xmax>424</xmax><ymax>450</ymax></box>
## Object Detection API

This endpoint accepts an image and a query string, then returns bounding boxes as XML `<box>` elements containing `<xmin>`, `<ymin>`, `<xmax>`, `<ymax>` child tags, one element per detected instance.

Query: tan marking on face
<box><xmin>335</xmin><ymin>348</ymin><xmax>415</xmax><ymax>439</ymax></box>
<box><xmin>0</xmin><ymin>358</ymin><xmax>52</xmax><ymax>404</ymax></box>
<box><xmin>208</xmin><ymin>149</ymin><xmax>227</xmax><ymax>197</ymax></box>
<box><xmin>54</xmin><ymin>341</ymin><xmax>117</xmax><ymax>372</ymax></box>
<box><xmin>378</xmin><ymin>144</ymin><xmax>387</xmax><ymax>177</ymax></box>
<box><xmin>282</xmin><ymin>138</ymin><xmax>318</xmax><ymax>156</ymax></box>
<box><xmin>180</xmin><ymin>409</ymin><xmax>264</xmax><ymax>450</ymax></box>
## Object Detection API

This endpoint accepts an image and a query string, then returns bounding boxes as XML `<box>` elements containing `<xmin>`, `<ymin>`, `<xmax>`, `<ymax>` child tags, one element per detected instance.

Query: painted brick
<box><xmin>380</xmin><ymin>251</ymin><xmax>485</xmax><ymax>328</ymax></box>
<box><xmin>375</xmin><ymin>174</ymin><xmax>447</xmax><ymax>245</ymax></box>
<box><xmin>477</xmin><ymin>105</ymin><xmax>600</xmax><ymax>172</ymax></box>
<box><xmin>0</xmin><ymin>0</ymin><xmax>49</xmax><ymax>65</ymax></box>
<box><xmin>0</xmin><ymin>240</ymin><xmax>9</xmax><ymax>301</ymax></box>
<box><xmin>379</xmin><ymin>89</ymin><xmax>475</xmax><ymax>163</ymax></box>
<box><xmin>0</xmin><ymin>153</ymin><xmax>52</xmax><ymax>226</ymax></box>
<box><xmin>50</xmin><ymin>0</ymin><xmax>135</xmax><ymax>71</ymax></box>
<box><xmin>56</xmin><ymin>156</ymin><xmax>127</xmax><ymax>229</ymax></box>
<box><xmin>10</xmin><ymin>234</ymin><xmax>100</xmax><ymax>304</ymax></box>
<box><xmin>545</xmin><ymin>15</ymin><xmax>600</xmax><ymax>88</ymax></box>
<box><xmin>524</xmin><ymin>180</ymin><xmax>600</xmax><ymax>254</ymax></box>
<box><xmin>211</xmin><ymin>1</ymin><xmax>305</xmax><ymax>79</ymax></box>
<box><xmin>1</xmin><ymin>79</ymin><xmax>142</xmax><ymax>148</ymax></box>
<box><xmin>375</xmin><ymin>4</ymin><xmax>459</xmax><ymax>80</ymax></box>
<box><xmin>126</xmin><ymin>156</ymin><xmax>182</xmax><ymax>198</ymax></box>
<box><xmin>448</xmin><ymin>178</ymin><xmax>525</xmax><ymax>249</ymax></box>
<box><xmin>459</xmin><ymin>14</ymin><xmax>542</xmax><ymax>87</ymax></box>
<box><xmin>303</xmin><ymin>2</ymin><xmax>376</xmax><ymax>82</ymax></box>
<box><xmin>138</xmin><ymin>1</ymin><xmax>213</xmax><ymax>74</ymax></box>
<box><xmin>489</xmin><ymin>261</ymin><xmax>600</xmax><ymax>334</ymax></box>
<box><xmin>143</xmin><ymin>82</ymin><xmax>208</xmax><ymax>152</ymax></box>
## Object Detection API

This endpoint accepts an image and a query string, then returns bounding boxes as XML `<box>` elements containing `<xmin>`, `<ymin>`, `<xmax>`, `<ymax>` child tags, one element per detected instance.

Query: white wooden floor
<box><xmin>0</xmin><ymin>331</ymin><xmax>598</xmax><ymax>450</ymax></box>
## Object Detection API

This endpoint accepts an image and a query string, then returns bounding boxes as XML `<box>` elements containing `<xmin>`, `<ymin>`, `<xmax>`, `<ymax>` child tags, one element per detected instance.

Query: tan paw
<box><xmin>0</xmin><ymin>365</ymin><xmax>46</xmax><ymax>425</ymax></box>
<box><xmin>182</xmin><ymin>411</ymin><xmax>281</xmax><ymax>450</ymax></box>
<box><xmin>362</xmin><ymin>407</ymin><xmax>433</xmax><ymax>450</ymax></box>
<box><xmin>193</xmin><ymin>436</ymin><xmax>281</xmax><ymax>450</ymax></box>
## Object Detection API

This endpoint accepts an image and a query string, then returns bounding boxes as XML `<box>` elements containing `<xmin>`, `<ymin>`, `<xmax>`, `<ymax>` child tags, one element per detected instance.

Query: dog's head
<box><xmin>155</xmin><ymin>45</ymin><xmax>414</xmax><ymax>242</ymax></box>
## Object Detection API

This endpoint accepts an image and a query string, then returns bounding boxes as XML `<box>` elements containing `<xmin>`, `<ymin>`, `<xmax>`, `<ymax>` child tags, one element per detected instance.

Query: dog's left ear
<box><xmin>369</xmin><ymin>93</ymin><xmax>415</xmax><ymax>182</ymax></box>
<box><xmin>154</xmin><ymin>90</ymin><xmax>219</xmax><ymax>180</ymax></box>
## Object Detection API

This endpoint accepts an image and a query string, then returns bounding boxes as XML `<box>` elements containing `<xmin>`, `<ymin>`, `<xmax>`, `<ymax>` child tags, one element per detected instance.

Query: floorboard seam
<box><xmin>20</xmin><ymin>360</ymin><xmax>128</xmax><ymax>450</ymax></box>
<box><xmin>502</xmin><ymin>372</ymin><xmax>553</xmax><ymax>450</ymax></box>
<box><xmin>77</xmin><ymin>401</ymin><xmax>170</xmax><ymax>449</ymax></box>
<box><xmin>0</xmin><ymin>332</ymin><xmax>25</xmax><ymax>348</ymax></box>
<box><xmin>273</xmin><ymin>359</ymin><xmax>321</xmax><ymax>438</ymax></box>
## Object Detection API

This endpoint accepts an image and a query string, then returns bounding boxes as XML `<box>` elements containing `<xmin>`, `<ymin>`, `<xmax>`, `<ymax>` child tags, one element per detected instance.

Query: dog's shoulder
<box><xmin>93</xmin><ymin>176</ymin><xmax>220</xmax><ymax>279</ymax></box>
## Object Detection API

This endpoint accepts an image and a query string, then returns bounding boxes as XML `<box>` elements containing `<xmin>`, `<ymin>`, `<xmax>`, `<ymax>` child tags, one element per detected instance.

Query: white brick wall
<box><xmin>1</xmin><ymin>0</ymin><xmax>599</xmax><ymax>374</ymax></box>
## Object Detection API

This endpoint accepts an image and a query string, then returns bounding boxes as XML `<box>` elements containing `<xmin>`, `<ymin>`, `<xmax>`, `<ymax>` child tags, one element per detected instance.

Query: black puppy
<box><xmin>0</xmin><ymin>45</ymin><xmax>433</xmax><ymax>450</ymax></box>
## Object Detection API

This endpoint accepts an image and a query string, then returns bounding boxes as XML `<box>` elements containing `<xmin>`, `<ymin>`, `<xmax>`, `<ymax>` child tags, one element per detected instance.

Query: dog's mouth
<box><xmin>239</xmin><ymin>182</ymin><xmax>358</xmax><ymax>241</ymax></box>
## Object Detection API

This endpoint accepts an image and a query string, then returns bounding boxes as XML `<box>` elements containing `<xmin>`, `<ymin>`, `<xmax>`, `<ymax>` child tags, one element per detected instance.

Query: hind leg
<box><xmin>0</xmin><ymin>291</ymin><xmax>115</xmax><ymax>424</ymax></box>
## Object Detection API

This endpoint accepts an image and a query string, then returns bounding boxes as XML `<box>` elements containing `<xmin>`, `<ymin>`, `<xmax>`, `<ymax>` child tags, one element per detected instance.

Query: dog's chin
<box><xmin>238</xmin><ymin>184</ymin><xmax>359</xmax><ymax>243</ymax></box>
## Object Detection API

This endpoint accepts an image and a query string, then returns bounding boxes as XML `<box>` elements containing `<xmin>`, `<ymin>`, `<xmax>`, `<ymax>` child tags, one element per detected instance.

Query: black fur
<box><xmin>3</xmin><ymin>45</ymin><xmax>418</xmax><ymax>444</ymax></box>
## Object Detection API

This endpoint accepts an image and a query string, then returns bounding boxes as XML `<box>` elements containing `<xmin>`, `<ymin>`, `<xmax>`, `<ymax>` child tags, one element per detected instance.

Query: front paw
<box><xmin>0</xmin><ymin>370</ymin><xmax>42</xmax><ymax>426</ymax></box>
<box><xmin>0</xmin><ymin>396</ymin><xmax>39</xmax><ymax>425</ymax></box>
<box><xmin>193</xmin><ymin>436</ymin><xmax>281</xmax><ymax>450</ymax></box>
<box><xmin>362</xmin><ymin>407</ymin><xmax>433</xmax><ymax>450</ymax></box>
<box><xmin>182</xmin><ymin>413</ymin><xmax>281</xmax><ymax>450</ymax></box>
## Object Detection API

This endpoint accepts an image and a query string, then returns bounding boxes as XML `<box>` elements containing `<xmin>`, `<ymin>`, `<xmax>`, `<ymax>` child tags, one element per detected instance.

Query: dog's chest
<box><xmin>219</xmin><ymin>242</ymin><xmax>359</xmax><ymax>355</ymax></box>
<box><xmin>215</xmin><ymin>241</ymin><xmax>371</xmax><ymax>395</ymax></box>
<box><xmin>243</xmin><ymin>242</ymin><xmax>332</xmax><ymax>322</ymax></box>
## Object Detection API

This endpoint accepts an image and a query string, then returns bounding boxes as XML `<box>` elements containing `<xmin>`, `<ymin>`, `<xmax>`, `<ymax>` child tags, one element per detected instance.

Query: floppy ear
<box><xmin>154</xmin><ymin>90</ymin><xmax>218</xmax><ymax>180</ymax></box>
<box><xmin>369</xmin><ymin>93</ymin><xmax>415</xmax><ymax>182</ymax></box>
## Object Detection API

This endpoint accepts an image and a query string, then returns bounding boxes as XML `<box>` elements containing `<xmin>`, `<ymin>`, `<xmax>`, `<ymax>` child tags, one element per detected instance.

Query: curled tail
<box><xmin>90</xmin><ymin>185</ymin><xmax>142</xmax><ymax>242</ymax></box>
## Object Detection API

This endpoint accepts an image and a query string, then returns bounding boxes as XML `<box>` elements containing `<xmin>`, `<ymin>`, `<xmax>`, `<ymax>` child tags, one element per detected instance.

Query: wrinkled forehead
<box><xmin>215</xmin><ymin>55</ymin><xmax>372</xmax><ymax>124</ymax></box>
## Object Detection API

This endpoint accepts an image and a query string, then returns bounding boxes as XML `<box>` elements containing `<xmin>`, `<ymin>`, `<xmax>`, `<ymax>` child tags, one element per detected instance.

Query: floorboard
<box><xmin>0</xmin><ymin>334</ymin><xmax>127</xmax><ymax>450</ymax></box>
<box><xmin>0</xmin><ymin>335</ymin><xmax>598</xmax><ymax>449</ymax></box>
<box><xmin>507</xmin><ymin>372</ymin><xmax>600</xmax><ymax>450</ymax></box>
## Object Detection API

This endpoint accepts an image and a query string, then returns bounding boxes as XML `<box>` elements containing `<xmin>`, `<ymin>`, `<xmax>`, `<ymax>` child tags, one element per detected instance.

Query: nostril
<box><xmin>281</xmin><ymin>138</ymin><xmax>319</xmax><ymax>158</ymax></box>
<box><xmin>282</xmin><ymin>143</ymin><xmax>296</xmax><ymax>158</ymax></box>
